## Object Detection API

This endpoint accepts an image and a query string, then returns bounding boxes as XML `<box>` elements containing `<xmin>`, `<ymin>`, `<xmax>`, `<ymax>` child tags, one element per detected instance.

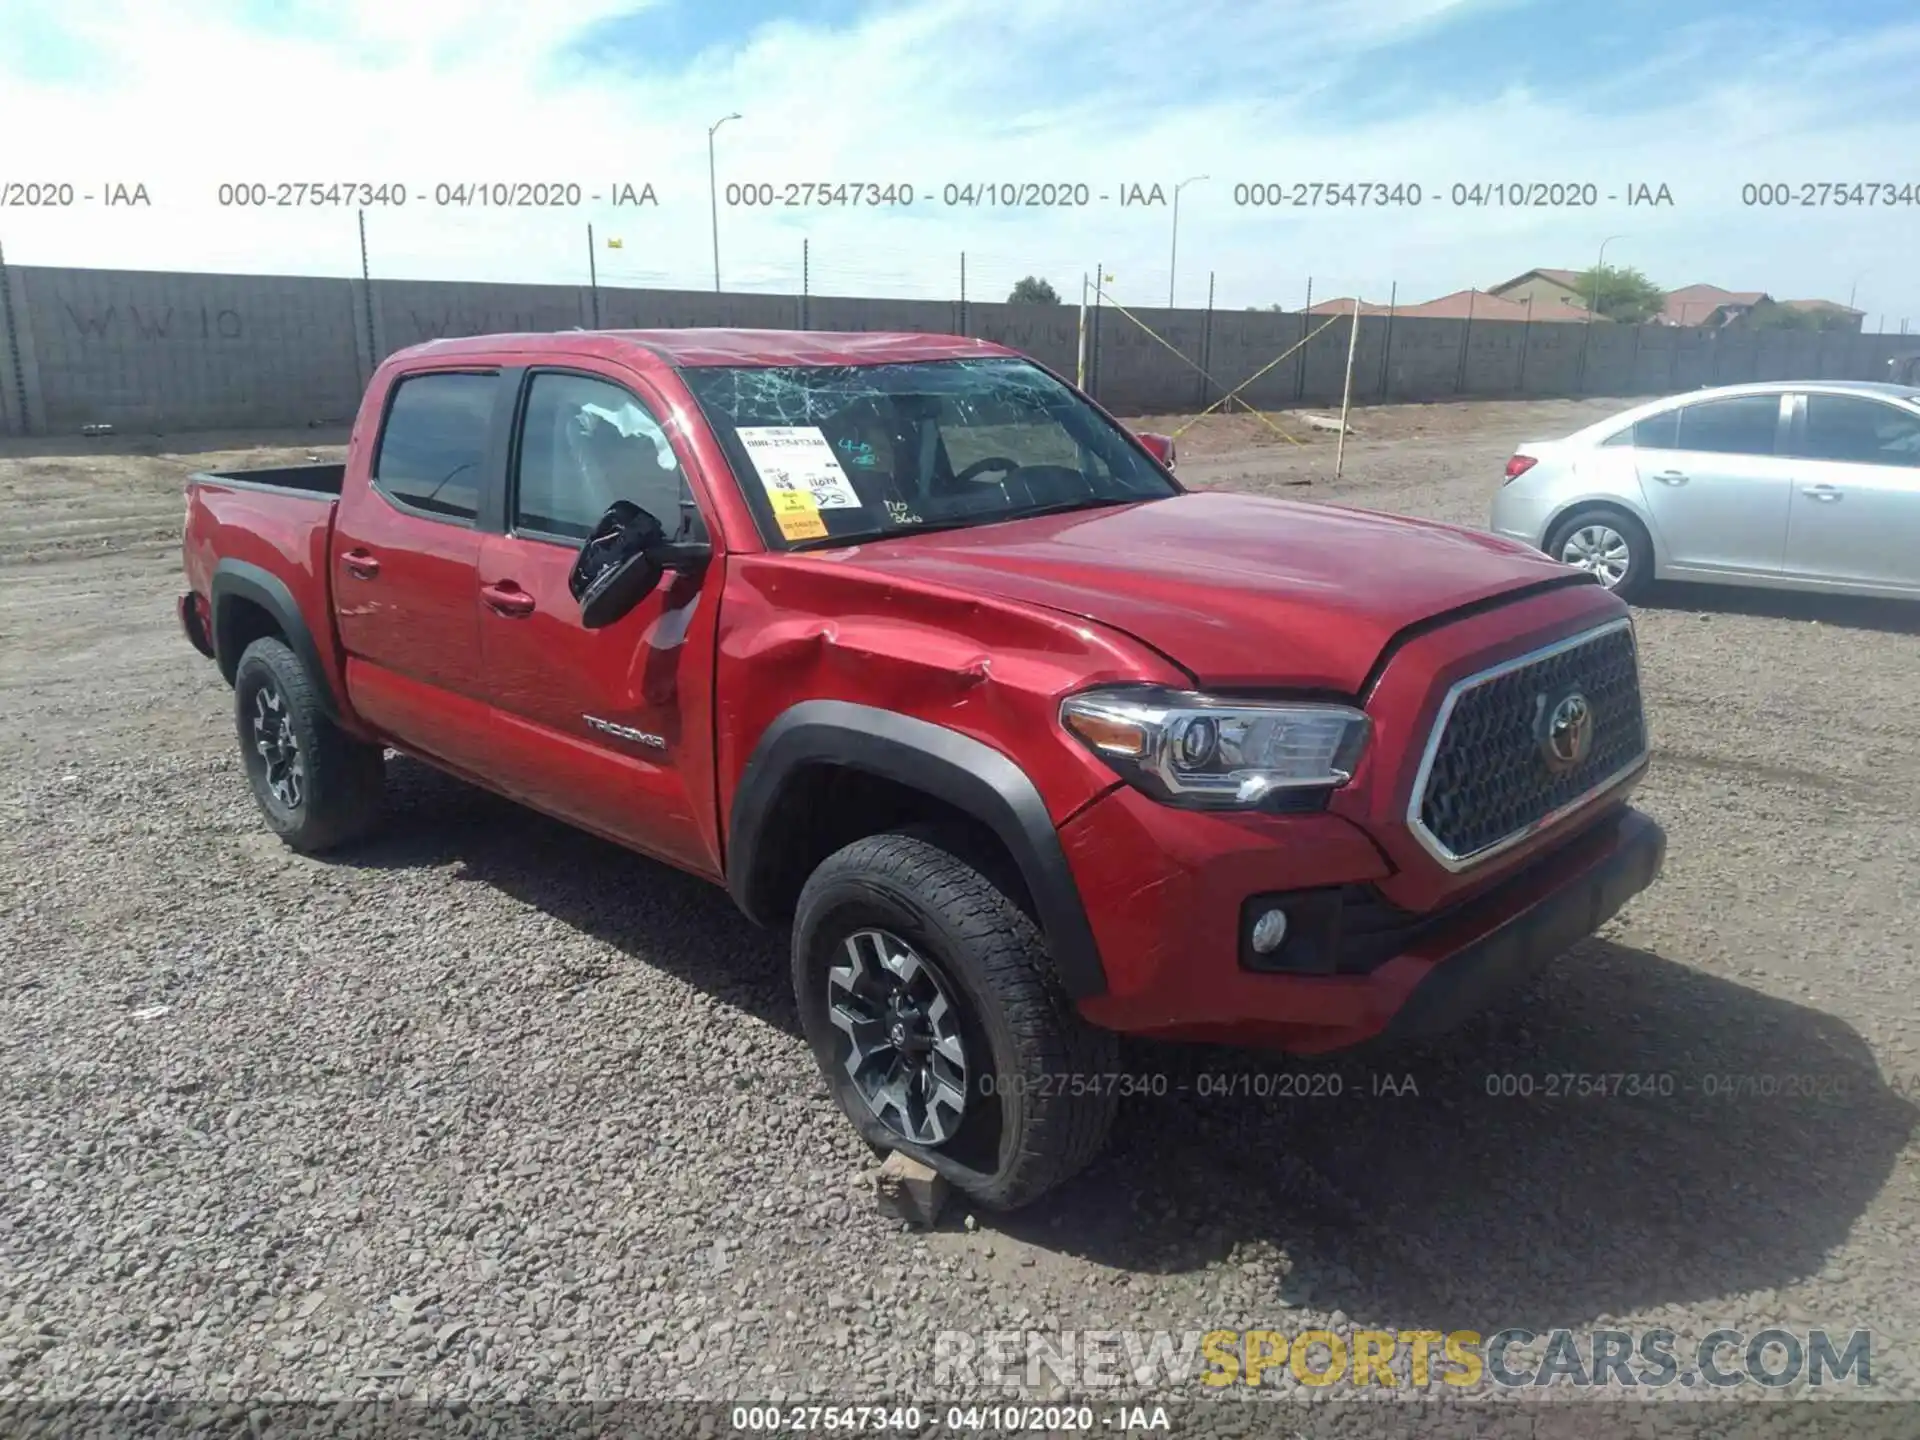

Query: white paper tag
<box><xmin>736</xmin><ymin>426</ymin><xmax>865</xmax><ymax>510</ymax></box>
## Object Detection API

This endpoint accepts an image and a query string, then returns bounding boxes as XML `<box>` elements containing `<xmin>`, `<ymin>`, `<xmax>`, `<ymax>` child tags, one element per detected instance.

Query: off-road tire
<box><xmin>1545</xmin><ymin>505</ymin><xmax>1655</xmax><ymax>603</ymax></box>
<box><xmin>791</xmin><ymin>827</ymin><xmax>1119</xmax><ymax>1211</ymax></box>
<box><xmin>233</xmin><ymin>637</ymin><xmax>385</xmax><ymax>854</ymax></box>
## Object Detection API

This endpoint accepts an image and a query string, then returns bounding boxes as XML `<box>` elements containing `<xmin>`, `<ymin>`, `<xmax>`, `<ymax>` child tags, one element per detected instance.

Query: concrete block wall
<box><xmin>596</xmin><ymin>286</ymin><xmax>797</xmax><ymax>331</ymax></box>
<box><xmin>368</xmin><ymin>279</ymin><xmax>598</xmax><ymax>364</ymax></box>
<box><xmin>0</xmin><ymin>265</ymin><xmax>29</xmax><ymax>436</ymax></box>
<box><xmin>8</xmin><ymin>266</ymin><xmax>364</xmax><ymax>431</ymax></box>
<box><xmin>0</xmin><ymin>263</ymin><xmax>1913</xmax><ymax>436</ymax></box>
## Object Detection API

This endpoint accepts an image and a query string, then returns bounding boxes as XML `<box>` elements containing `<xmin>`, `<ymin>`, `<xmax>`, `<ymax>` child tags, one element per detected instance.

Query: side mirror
<box><xmin>569</xmin><ymin>501</ymin><xmax>714</xmax><ymax>630</ymax></box>
<box><xmin>1135</xmin><ymin>431</ymin><xmax>1177</xmax><ymax>470</ymax></box>
<box><xmin>573</xmin><ymin>503</ymin><xmax>663</xmax><ymax>630</ymax></box>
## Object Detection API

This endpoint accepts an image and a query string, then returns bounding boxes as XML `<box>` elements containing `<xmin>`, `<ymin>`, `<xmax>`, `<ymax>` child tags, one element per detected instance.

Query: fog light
<box><xmin>1249</xmin><ymin>907</ymin><xmax>1289</xmax><ymax>954</ymax></box>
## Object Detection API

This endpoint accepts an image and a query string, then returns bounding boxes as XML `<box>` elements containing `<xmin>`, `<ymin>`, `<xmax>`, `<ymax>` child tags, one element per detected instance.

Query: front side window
<box><xmin>372</xmin><ymin>371</ymin><xmax>499</xmax><ymax>521</ymax></box>
<box><xmin>512</xmin><ymin>372</ymin><xmax>694</xmax><ymax>541</ymax></box>
<box><xmin>678</xmin><ymin>357</ymin><xmax>1179</xmax><ymax>549</ymax></box>
<box><xmin>1793</xmin><ymin>394</ymin><xmax>1920</xmax><ymax>467</ymax></box>
<box><xmin>1673</xmin><ymin>394</ymin><xmax>1782</xmax><ymax>457</ymax></box>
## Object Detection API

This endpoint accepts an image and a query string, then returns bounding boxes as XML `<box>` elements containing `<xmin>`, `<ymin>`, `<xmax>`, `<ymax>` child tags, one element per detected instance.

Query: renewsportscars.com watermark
<box><xmin>933</xmin><ymin>1327</ymin><xmax>1873</xmax><ymax>1392</ymax></box>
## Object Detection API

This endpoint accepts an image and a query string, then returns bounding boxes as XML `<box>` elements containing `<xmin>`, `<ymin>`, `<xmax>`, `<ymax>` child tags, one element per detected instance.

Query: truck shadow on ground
<box><xmin>1639</xmin><ymin>580</ymin><xmax>1920</xmax><ymax>635</ymax></box>
<box><xmin>351</xmin><ymin>758</ymin><xmax>1916</xmax><ymax>1333</ymax></box>
<box><xmin>1031</xmin><ymin>954</ymin><xmax>1918</xmax><ymax>1332</ymax></box>
<box><xmin>348</xmin><ymin>757</ymin><xmax>799</xmax><ymax>1027</ymax></box>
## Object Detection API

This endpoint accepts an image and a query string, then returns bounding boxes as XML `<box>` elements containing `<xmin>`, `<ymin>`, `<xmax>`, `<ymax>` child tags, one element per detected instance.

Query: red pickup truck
<box><xmin>180</xmin><ymin>328</ymin><xmax>1664</xmax><ymax>1209</ymax></box>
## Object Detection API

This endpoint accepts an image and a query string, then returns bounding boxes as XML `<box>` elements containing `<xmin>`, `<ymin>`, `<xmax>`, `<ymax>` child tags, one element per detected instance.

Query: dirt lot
<box><xmin>4</xmin><ymin>399</ymin><xmax>1919</xmax><ymax>1422</ymax></box>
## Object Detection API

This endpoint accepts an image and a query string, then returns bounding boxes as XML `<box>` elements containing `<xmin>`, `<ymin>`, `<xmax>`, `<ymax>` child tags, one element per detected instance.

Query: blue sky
<box><xmin>2</xmin><ymin>0</ymin><xmax>1917</xmax><ymax>325</ymax></box>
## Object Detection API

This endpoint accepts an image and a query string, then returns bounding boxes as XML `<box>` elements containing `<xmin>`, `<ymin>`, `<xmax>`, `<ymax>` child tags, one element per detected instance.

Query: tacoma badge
<box><xmin>583</xmin><ymin>715</ymin><xmax>667</xmax><ymax>750</ymax></box>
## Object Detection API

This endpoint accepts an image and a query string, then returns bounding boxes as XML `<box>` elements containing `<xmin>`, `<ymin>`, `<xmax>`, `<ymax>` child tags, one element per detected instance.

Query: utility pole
<box><xmin>587</xmin><ymin>224</ymin><xmax>600</xmax><ymax>327</ymax></box>
<box><xmin>1335</xmin><ymin>295</ymin><xmax>1361</xmax><ymax>480</ymax></box>
<box><xmin>1168</xmin><ymin>175</ymin><xmax>1208</xmax><ymax>309</ymax></box>
<box><xmin>1578</xmin><ymin>234</ymin><xmax>1624</xmax><ymax>390</ymax></box>
<box><xmin>1077</xmin><ymin>274</ymin><xmax>1089</xmax><ymax>389</ymax></box>
<box><xmin>708</xmin><ymin>112</ymin><xmax>742</xmax><ymax>292</ymax></box>
<box><xmin>357</xmin><ymin>208</ymin><xmax>377</xmax><ymax>377</ymax></box>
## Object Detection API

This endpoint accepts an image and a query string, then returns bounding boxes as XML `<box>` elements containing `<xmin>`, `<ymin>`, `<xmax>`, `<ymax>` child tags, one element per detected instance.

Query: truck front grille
<box><xmin>1410</xmin><ymin>618</ymin><xmax>1646</xmax><ymax>870</ymax></box>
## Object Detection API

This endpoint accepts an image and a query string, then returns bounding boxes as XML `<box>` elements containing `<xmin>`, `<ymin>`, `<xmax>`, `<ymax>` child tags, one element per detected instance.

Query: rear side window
<box><xmin>372</xmin><ymin>371</ymin><xmax>499</xmax><ymax>521</ymax></box>
<box><xmin>1673</xmin><ymin>395</ymin><xmax>1781</xmax><ymax>456</ymax></box>
<box><xmin>1795</xmin><ymin>394</ymin><xmax>1920</xmax><ymax>467</ymax></box>
<box><xmin>1613</xmin><ymin>409</ymin><xmax>1679</xmax><ymax>448</ymax></box>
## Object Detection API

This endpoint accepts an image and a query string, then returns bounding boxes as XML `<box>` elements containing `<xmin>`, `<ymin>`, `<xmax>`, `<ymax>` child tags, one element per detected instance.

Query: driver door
<box><xmin>477</xmin><ymin>366</ymin><xmax>724</xmax><ymax>877</ymax></box>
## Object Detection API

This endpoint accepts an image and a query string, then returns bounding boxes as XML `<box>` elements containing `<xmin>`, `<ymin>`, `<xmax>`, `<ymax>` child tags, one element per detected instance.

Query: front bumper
<box><xmin>1379</xmin><ymin>806</ymin><xmax>1664</xmax><ymax>1040</ymax></box>
<box><xmin>1063</xmin><ymin>787</ymin><xmax>1664</xmax><ymax>1049</ymax></box>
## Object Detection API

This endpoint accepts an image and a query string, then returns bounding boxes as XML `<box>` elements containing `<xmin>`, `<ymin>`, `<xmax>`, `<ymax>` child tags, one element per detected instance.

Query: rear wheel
<box><xmin>233</xmin><ymin>637</ymin><xmax>385</xmax><ymax>853</ymax></box>
<box><xmin>791</xmin><ymin>829</ymin><xmax>1119</xmax><ymax>1211</ymax></box>
<box><xmin>1545</xmin><ymin>506</ymin><xmax>1654</xmax><ymax>602</ymax></box>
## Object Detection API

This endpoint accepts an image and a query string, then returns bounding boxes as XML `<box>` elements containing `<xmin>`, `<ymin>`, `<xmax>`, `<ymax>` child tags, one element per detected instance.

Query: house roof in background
<box><xmin>1659</xmin><ymin>284</ymin><xmax>1770</xmax><ymax>324</ymax></box>
<box><xmin>1393</xmin><ymin>289</ymin><xmax>1588</xmax><ymax>321</ymax></box>
<box><xmin>1664</xmin><ymin>283</ymin><xmax>1770</xmax><ymax>306</ymax></box>
<box><xmin>1316</xmin><ymin>279</ymin><xmax>1857</xmax><ymax>327</ymax></box>
<box><xmin>1308</xmin><ymin>288</ymin><xmax>1589</xmax><ymax>321</ymax></box>
<box><xmin>1781</xmin><ymin>298</ymin><xmax>1864</xmax><ymax>315</ymax></box>
<box><xmin>1490</xmin><ymin>267</ymin><xmax>1585</xmax><ymax>293</ymax></box>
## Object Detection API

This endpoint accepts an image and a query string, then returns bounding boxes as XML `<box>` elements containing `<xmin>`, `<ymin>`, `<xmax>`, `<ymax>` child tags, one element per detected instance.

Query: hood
<box><xmin>822</xmin><ymin>491</ymin><xmax>1577</xmax><ymax>692</ymax></box>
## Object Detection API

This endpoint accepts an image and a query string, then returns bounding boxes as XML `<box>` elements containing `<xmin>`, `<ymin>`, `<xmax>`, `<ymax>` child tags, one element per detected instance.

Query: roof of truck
<box><xmin>396</xmin><ymin>328</ymin><xmax>1022</xmax><ymax>368</ymax></box>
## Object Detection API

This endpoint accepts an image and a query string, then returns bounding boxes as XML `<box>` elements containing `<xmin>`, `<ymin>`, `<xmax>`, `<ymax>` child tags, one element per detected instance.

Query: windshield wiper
<box><xmin>786</xmin><ymin>515</ymin><xmax>988</xmax><ymax>551</ymax></box>
<box><xmin>785</xmin><ymin>496</ymin><xmax>1155</xmax><ymax>553</ymax></box>
<box><xmin>1008</xmin><ymin>495</ymin><xmax>1155</xmax><ymax>522</ymax></box>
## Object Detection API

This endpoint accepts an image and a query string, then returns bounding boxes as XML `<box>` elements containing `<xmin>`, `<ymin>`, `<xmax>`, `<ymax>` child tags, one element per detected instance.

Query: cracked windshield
<box><xmin>681</xmin><ymin>357</ymin><xmax>1178</xmax><ymax>547</ymax></box>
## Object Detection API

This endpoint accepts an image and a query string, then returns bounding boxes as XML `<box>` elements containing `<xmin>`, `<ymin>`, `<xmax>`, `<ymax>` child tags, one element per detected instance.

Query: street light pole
<box><xmin>708</xmin><ymin>112</ymin><xmax>741</xmax><ymax>292</ymax></box>
<box><xmin>1591</xmin><ymin>233</ymin><xmax>1624</xmax><ymax>322</ymax></box>
<box><xmin>1169</xmin><ymin>174</ymin><xmax>1208</xmax><ymax>309</ymax></box>
<box><xmin>1577</xmin><ymin>234</ymin><xmax>1624</xmax><ymax>391</ymax></box>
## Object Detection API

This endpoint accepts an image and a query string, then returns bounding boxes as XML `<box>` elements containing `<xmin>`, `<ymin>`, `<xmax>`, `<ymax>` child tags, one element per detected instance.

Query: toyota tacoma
<box><xmin>179</xmin><ymin>328</ymin><xmax>1665</xmax><ymax>1208</ymax></box>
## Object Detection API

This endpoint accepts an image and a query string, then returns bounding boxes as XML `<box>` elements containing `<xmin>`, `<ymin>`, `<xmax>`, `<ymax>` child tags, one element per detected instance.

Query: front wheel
<box><xmin>791</xmin><ymin>829</ymin><xmax>1119</xmax><ymax>1211</ymax></box>
<box><xmin>1545</xmin><ymin>507</ymin><xmax>1654</xmax><ymax>602</ymax></box>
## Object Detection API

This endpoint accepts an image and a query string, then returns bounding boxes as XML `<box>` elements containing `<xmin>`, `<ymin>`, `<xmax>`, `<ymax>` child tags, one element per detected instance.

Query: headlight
<box><xmin>1060</xmin><ymin>685</ymin><xmax>1370</xmax><ymax>809</ymax></box>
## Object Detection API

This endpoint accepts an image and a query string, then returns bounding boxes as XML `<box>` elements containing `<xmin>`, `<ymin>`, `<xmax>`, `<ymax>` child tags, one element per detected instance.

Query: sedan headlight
<box><xmin>1060</xmin><ymin>685</ymin><xmax>1370</xmax><ymax>809</ymax></box>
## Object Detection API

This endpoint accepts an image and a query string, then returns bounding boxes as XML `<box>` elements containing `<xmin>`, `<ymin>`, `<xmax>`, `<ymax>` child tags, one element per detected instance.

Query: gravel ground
<box><xmin>3</xmin><ymin>403</ymin><xmax>1919</xmax><ymax>1428</ymax></box>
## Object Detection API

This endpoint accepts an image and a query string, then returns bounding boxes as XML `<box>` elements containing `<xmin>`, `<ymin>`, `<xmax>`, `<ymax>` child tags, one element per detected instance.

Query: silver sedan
<box><xmin>1489</xmin><ymin>380</ymin><xmax>1920</xmax><ymax>601</ymax></box>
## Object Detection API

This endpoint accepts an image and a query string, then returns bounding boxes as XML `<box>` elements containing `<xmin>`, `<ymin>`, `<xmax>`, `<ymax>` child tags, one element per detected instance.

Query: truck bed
<box><xmin>191</xmin><ymin>462</ymin><xmax>346</xmax><ymax>497</ymax></box>
<box><xmin>182</xmin><ymin>464</ymin><xmax>343</xmax><ymax>648</ymax></box>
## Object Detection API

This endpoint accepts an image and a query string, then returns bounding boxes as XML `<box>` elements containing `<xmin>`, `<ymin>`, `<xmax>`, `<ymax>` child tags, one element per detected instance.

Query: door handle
<box><xmin>480</xmin><ymin>581</ymin><xmax>536</xmax><ymax>618</ymax></box>
<box><xmin>1803</xmin><ymin>485</ymin><xmax>1844</xmax><ymax>503</ymax></box>
<box><xmin>1651</xmin><ymin>470</ymin><xmax>1689</xmax><ymax>486</ymax></box>
<box><xmin>341</xmin><ymin>549</ymin><xmax>380</xmax><ymax>580</ymax></box>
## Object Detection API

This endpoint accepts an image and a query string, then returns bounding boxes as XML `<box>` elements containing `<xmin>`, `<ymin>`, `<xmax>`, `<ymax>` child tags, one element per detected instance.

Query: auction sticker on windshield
<box><xmin>767</xmin><ymin>488</ymin><xmax>827</xmax><ymax>541</ymax></box>
<box><xmin>736</xmin><ymin>426</ymin><xmax>865</xmax><ymax>513</ymax></box>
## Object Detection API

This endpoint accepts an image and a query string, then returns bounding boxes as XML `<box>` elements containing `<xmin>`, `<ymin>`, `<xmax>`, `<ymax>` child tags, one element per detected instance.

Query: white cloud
<box><xmin>2</xmin><ymin>0</ymin><xmax>1916</xmax><ymax>326</ymax></box>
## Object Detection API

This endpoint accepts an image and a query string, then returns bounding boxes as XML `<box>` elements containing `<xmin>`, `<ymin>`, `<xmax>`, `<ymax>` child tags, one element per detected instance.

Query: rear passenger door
<box><xmin>1781</xmin><ymin>392</ymin><xmax>1920</xmax><ymax>592</ymax></box>
<box><xmin>332</xmin><ymin>367</ymin><xmax>511</xmax><ymax>775</ymax></box>
<box><xmin>475</xmin><ymin>367</ymin><xmax>725</xmax><ymax>876</ymax></box>
<box><xmin>1632</xmin><ymin>392</ymin><xmax>1794</xmax><ymax>575</ymax></box>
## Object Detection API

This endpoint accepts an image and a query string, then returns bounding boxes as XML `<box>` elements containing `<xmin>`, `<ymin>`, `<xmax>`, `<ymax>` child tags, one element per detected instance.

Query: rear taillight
<box><xmin>1503</xmin><ymin>454</ymin><xmax>1538</xmax><ymax>483</ymax></box>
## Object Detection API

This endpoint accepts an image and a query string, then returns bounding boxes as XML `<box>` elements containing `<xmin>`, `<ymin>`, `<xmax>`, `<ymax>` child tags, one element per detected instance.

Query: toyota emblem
<box><xmin>1538</xmin><ymin>690</ymin><xmax>1594</xmax><ymax>772</ymax></box>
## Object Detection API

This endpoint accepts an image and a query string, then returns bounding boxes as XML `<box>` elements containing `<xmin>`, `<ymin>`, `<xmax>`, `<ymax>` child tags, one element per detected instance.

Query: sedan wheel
<box><xmin>1559</xmin><ymin>522</ymin><xmax>1632</xmax><ymax>589</ymax></box>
